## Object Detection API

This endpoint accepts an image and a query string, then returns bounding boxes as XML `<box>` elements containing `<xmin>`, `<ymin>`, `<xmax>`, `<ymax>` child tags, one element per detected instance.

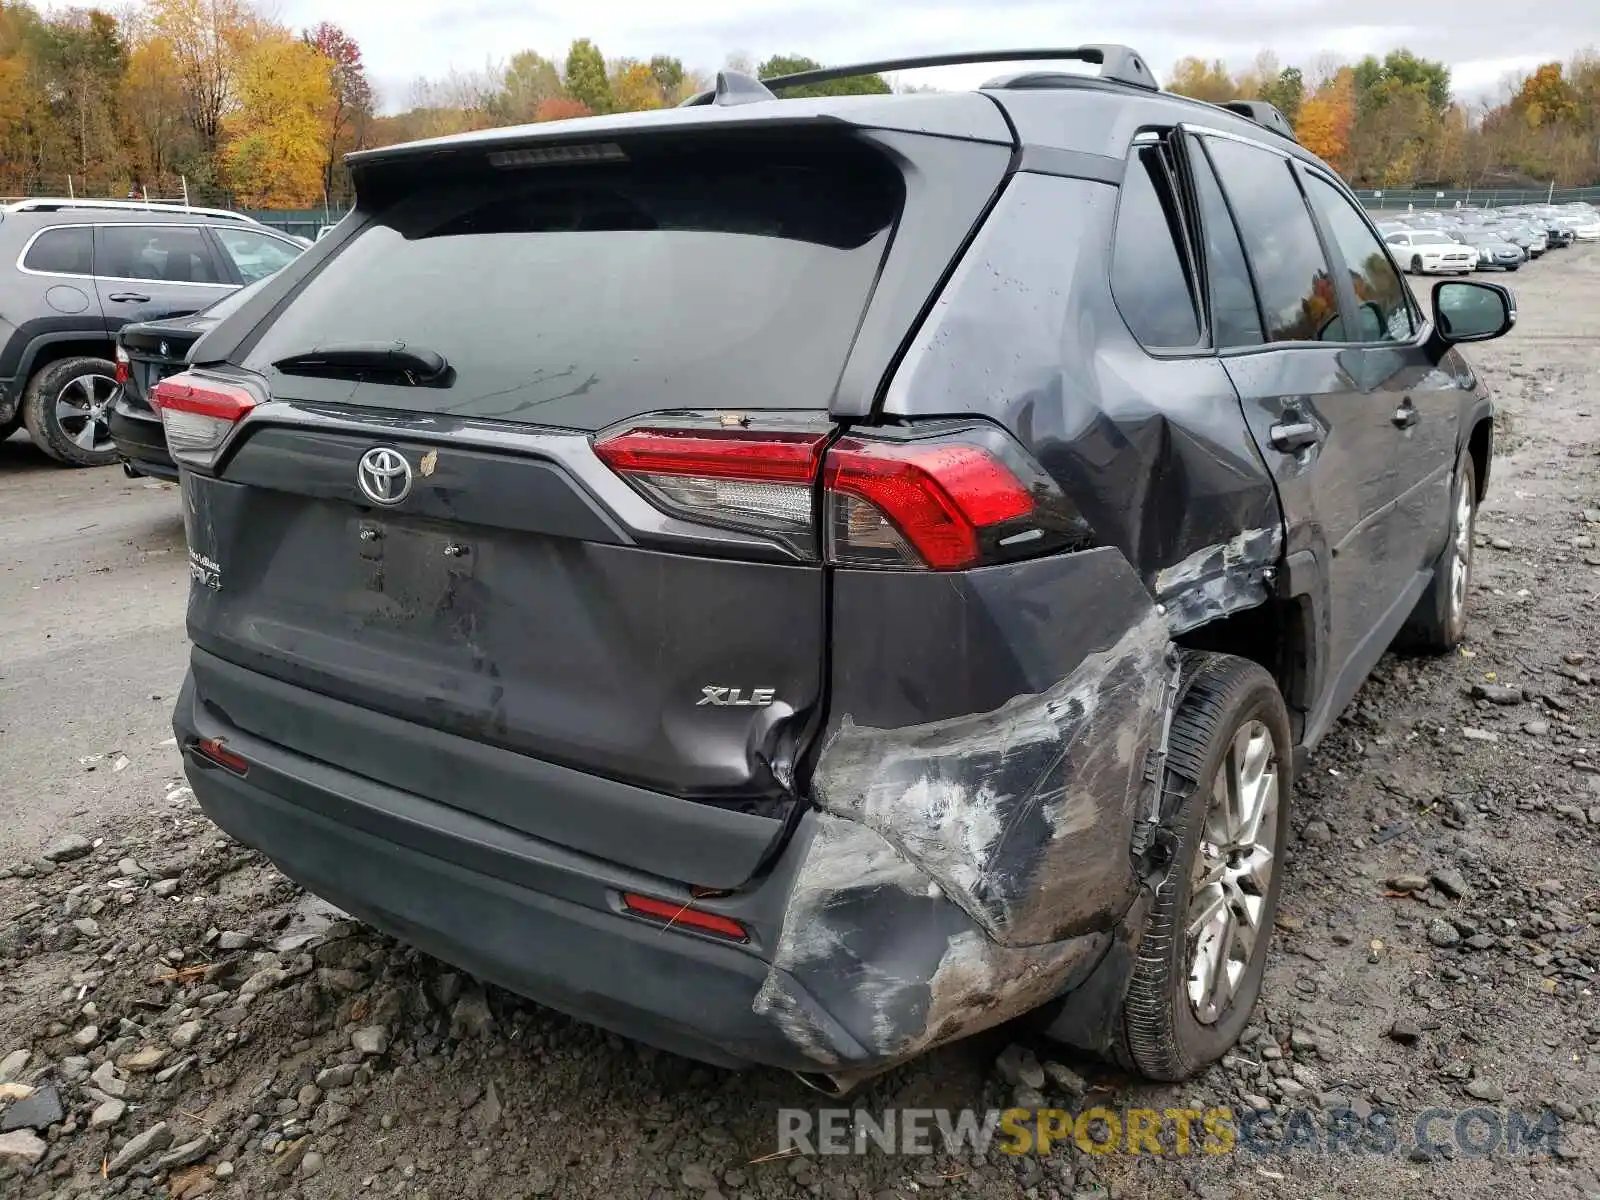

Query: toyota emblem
<box><xmin>357</xmin><ymin>447</ymin><xmax>413</xmax><ymax>505</ymax></box>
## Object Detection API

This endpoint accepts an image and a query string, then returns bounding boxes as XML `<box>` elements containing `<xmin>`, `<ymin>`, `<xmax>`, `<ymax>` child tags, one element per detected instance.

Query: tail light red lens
<box><xmin>594</xmin><ymin>422</ymin><xmax>830</xmax><ymax>556</ymax></box>
<box><xmin>114</xmin><ymin>345</ymin><xmax>130</xmax><ymax>386</ymax></box>
<box><xmin>824</xmin><ymin>440</ymin><xmax>1035</xmax><ymax>570</ymax></box>
<box><xmin>150</xmin><ymin>372</ymin><xmax>258</xmax><ymax>468</ymax></box>
<box><xmin>594</xmin><ymin>427</ymin><xmax>825</xmax><ymax>483</ymax></box>
<box><xmin>594</xmin><ymin>417</ymin><xmax>1091</xmax><ymax>571</ymax></box>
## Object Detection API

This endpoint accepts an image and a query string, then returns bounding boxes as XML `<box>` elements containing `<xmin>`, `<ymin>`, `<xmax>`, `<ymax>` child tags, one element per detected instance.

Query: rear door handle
<box><xmin>1269</xmin><ymin>420</ymin><xmax>1320</xmax><ymax>453</ymax></box>
<box><xmin>1392</xmin><ymin>398</ymin><xmax>1419</xmax><ymax>429</ymax></box>
<box><xmin>108</xmin><ymin>292</ymin><xmax>150</xmax><ymax>303</ymax></box>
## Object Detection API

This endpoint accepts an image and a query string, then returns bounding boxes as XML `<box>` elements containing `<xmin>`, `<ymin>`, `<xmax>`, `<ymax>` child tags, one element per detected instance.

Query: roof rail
<box><xmin>680</xmin><ymin>45</ymin><xmax>1159</xmax><ymax>104</ymax></box>
<box><xmin>759</xmin><ymin>46</ymin><xmax>1159</xmax><ymax>94</ymax></box>
<box><xmin>1216</xmin><ymin>100</ymin><xmax>1297</xmax><ymax>144</ymax></box>
<box><xmin>2</xmin><ymin>197</ymin><xmax>262</xmax><ymax>224</ymax></box>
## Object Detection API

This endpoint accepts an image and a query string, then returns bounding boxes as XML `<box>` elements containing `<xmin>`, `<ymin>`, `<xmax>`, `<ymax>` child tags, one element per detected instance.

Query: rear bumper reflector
<box><xmin>621</xmin><ymin>892</ymin><xmax>750</xmax><ymax>942</ymax></box>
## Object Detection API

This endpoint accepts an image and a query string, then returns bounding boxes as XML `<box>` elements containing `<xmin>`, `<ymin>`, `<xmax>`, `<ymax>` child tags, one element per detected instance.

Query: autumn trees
<box><xmin>1167</xmin><ymin>46</ymin><xmax>1600</xmax><ymax>190</ymax></box>
<box><xmin>0</xmin><ymin>0</ymin><xmax>371</xmax><ymax>206</ymax></box>
<box><xmin>5</xmin><ymin>2</ymin><xmax>1600</xmax><ymax>210</ymax></box>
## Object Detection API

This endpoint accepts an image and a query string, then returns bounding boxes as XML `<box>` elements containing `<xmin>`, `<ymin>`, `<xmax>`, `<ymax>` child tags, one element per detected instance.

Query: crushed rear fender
<box><xmin>757</xmin><ymin>547</ymin><xmax>1175</xmax><ymax>1067</ymax></box>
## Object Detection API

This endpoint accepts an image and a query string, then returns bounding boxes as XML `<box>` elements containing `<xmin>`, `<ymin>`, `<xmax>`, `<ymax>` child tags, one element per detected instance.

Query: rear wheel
<box><xmin>21</xmin><ymin>356</ymin><xmax>121</xmax><ymax>467</ymax></box>
<box><xmin>1400</xmin><ymin>447</ymin><xmax>1476</xmax><ymax>652</ymax></box>
<box><xmin>1117</xmin><ymin>652</ymin><xmax>1291</xmax><ymax>1081</ymax></box>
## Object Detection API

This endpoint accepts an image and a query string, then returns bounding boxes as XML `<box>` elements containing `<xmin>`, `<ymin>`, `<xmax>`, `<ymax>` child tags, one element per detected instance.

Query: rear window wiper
<box><xmin>271</xmin><ymin>342</ymin><xmax>451</xmax><ymax>387</ymax></box>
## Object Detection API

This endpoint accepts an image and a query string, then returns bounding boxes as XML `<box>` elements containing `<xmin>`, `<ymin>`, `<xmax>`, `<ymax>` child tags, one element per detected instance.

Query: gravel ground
<box><xmin>1</xmin><ymin>249</ymin><xmax>1598</xmax><ymax>1200</ymax></box>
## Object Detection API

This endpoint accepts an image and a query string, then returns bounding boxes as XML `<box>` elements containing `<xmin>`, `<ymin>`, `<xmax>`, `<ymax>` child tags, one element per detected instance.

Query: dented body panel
<box><xmin>880</xmin><ymin>173</ymin><xmax>1284</xmax><ymax>639</ymax></box>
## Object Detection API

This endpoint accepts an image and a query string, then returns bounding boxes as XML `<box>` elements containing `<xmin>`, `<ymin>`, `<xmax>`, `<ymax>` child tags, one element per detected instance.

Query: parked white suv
<box><xmin>1383</xmin><ymin>229</ymin><xmax>1476</xmax><ymax>275</ymax></box>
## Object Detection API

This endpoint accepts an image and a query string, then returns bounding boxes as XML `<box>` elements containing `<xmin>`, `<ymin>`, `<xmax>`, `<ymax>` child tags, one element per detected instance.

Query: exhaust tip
<box><xmin>792</xmin><ymin>1071</ymin><xmax>852</xmax><ymax>1097</ymax></box>
<box><xmin>121</xmin><ymin>460</ymin><xmax>140</xmax><ymax>479</ymax></box>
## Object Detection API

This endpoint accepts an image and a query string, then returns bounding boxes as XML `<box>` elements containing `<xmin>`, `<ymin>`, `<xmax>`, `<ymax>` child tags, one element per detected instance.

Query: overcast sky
<box><xmin>250</xmin><ymin>0</ymin><xmax>1595</xmax><ymax>111</ymax></box>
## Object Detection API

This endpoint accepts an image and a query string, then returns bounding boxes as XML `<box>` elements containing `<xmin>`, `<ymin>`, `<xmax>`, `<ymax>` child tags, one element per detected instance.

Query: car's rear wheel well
<box><xmin>1174</xmin><ymin>596</ymin><xmax>1311</xmax><ymax>746</ymax></box>
<box><xmin>27</xmin><ymin>339</ymin><xmax>115</xmax><ymax>381</ymax></box>
<box><xmin>1468</xmin><ymin>417</ymin><xmax>1492</xmax><ymax>502</ymax></box>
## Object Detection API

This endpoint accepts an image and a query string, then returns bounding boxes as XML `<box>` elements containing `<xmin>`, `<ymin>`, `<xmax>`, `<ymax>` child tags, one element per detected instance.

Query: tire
<box><xmin>1400</xmin><ymin>447</ymin><xmax>1476</xmax><ymax>652</ymax></box>
<box><xmin>1116</xmin><ymin>652</ymin><xmax>1292</xmax><ymax>1082</ymax></box>
<box><xmin>1410</xmin><ymin>255</ymin><xmax>1424</xmax><ymax>275</ymax></box>
<box><xmin>21</xmin><ymin>356</ymin><xmax>121</xmax><ymax>467</ymax></box>
<box><xmin>1507</xmin><ymin>264</ymin><xmax>1520</xmax><ymax>272</ymax></box>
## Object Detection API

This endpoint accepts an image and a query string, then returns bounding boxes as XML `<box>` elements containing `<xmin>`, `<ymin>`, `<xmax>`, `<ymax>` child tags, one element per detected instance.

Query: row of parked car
<box><xmin>1376</xmin><ymin>200</ymin><xmax>1600</xmax><ymax>276</ymax></box>
<box><xmin>0</xmin><ymin>197</ymin><xmax>311</xmax><ymax>469</ymax></box>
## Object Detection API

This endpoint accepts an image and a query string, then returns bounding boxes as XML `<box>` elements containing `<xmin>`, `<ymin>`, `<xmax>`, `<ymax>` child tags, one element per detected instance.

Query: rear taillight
<box><xmin>594</xmin><ymin>416</ymin><xmax>1093</xmax><ymax>571</ymax></box>
<box><xmin>824</xmin><ymin>439</ymin><xmax>1035</xmax><ymax>570</ymax></box>
<box><xmin>114</xmin><ymin>344</ymin><xmax>129</xmax><ymax>386</ymax></box>
<box><xmin>149</xmin><ymin>372</ymin><xmax>258</xmax><ymax>468</ymax></box>
<box><xmin>595</xmin><ymin>419</ymin><xmax>831</xmax><ymax>557</ymax></box>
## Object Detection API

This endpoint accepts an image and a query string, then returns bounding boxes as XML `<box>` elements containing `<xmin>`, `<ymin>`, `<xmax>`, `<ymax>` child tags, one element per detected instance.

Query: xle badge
<box><xmin>697</xmin><ymin>687</ymin><xmax>776</xmax><ymax>708</ymax></box>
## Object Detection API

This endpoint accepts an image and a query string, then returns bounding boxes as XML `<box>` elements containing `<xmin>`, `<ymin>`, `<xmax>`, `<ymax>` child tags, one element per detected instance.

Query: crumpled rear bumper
<box><xmin>178</xmin><ymin>665</ymin><xmax>1116</xmax><ymax>1072</ymax></box>
<box><xmin>177</xmin><ymin>545</ymin><xmax>1176</xmax><ymax>1074</ymax></box>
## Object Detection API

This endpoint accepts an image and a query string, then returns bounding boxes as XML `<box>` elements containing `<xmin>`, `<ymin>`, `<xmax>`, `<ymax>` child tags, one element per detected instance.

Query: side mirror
<box><xmin>1432</xmin><ymin>280</ymin><xmax>1516</xmax><ymax>345</ymax></box>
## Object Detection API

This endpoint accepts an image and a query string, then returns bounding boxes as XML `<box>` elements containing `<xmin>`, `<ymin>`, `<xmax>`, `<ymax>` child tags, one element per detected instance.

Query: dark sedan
<box><xmin>110</xmin><ymin>277</ymin><xmax>272</xmax><ymax>479</ymax></box>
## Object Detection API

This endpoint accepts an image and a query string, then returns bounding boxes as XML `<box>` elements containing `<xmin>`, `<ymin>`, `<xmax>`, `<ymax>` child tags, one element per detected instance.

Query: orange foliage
<box><xmin>1296</xmin><ymin>69</ymin><xmax>1354</xmax><ymax>173</ymax></box>
<box><xmin>534</xmin><ymin>96</ymin><xmax>590</xmax><ymax>122</ymax></box>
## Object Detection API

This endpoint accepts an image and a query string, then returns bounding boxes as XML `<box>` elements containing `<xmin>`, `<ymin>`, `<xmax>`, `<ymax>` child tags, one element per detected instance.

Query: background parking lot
<box><xmin>1</xmin><ymin>249</ymin><xmax>1598</xmax><ymax>1200</ymax></box>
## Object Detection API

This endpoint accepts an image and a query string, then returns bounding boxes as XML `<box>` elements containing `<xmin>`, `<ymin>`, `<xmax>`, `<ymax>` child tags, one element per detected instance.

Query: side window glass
<box><xmin>98</xmin><ymin>225</ymin><xmax>225</xmax><ymax>285</ymax></box>
<box><xmin>23</xmin><ymin>227</ymin><xmax>93</xmax><ymax>275</ymax></box>
<box><xmin>1110</xmin><ymin>142</ymin><xmax>1202</xmax><ymax>349</ymax></box>
<box><xmin>1303</xmin><ymin>174</ymin><xmax>1415</xmax><ymax>344</ymax></box>
<box><xmin>214</xmin><ymin>228</ymin><xmax>302</xmax><ymax>284</ymax></box>
<box><xmin>1185</xmin><ymin>137</ymin><xmax>1264</xmax><ymax>348</ymax></box>
<box><xmin>1205</xmin><ymin>138</ymin><xmax>1341</xmax><ymax>344</ymax></box>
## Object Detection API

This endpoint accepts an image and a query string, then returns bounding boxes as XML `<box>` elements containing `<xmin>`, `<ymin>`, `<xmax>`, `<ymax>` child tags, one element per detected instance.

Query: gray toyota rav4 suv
<box><xmin>159</xmin><ymin>47</ymin><xmax>1514</xmax><ymax>1090</ymax></box>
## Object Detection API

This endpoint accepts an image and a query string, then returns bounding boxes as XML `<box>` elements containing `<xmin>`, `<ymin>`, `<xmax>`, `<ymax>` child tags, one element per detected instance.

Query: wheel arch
<box><xmin>20</xmin><ymin>333</ymin><xmax>116</xmax><ymax>385</ymax></box>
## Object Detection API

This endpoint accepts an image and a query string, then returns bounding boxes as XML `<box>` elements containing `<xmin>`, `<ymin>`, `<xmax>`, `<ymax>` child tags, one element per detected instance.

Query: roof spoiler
<box><xmin>680</xmin><ymin>44</ymin><xmax>1159</xmax><ymax>107</ymax></box>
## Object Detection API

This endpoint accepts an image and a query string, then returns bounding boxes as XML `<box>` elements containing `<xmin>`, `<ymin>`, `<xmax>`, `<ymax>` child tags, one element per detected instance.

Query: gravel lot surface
<box><xmin>1</xmin><ymin>248</ymin><xmax>1598</xmax><ymax>1199</ymax></box>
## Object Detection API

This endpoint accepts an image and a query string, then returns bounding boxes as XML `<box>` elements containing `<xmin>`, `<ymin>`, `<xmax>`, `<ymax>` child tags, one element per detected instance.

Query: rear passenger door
<box><xmin>1298</xmin><ymin>170</ymin><xmax>1458</xmax><ymax>587</ymax></box>
<box><xmin>1187</xmin><ymin>130</ymin><xmax>1409</xmax><ymax>743</ymax></box>
<box><xmin>92</xmin><ymin>224</ymin><xmax>234</xmax><ymax>329</ymax></box>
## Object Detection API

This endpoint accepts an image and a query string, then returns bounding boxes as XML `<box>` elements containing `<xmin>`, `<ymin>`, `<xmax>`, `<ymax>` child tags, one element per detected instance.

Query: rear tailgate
<box><xmin>174</xmin><ymin>119</ymin><xmax>1015</xmax><ymax>880</ymax></box>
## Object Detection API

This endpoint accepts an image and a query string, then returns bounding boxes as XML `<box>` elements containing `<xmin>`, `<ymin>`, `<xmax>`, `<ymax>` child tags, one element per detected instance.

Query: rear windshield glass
<box><xmin>241</xmin><ymin>143</ymin><xmax>903</xmax><ymax>428</ymax></box>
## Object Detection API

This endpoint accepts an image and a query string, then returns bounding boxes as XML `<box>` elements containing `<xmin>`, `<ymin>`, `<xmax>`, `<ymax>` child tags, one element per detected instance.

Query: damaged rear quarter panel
<box><xmin>756</xmin><ymin>550</ymin><xmax>1170</xmax><ymax>1066</ymax></box>
<box><xmin>880</xmin><ymin>171</ymin><xmax>1284</xmax><ymax>632</ymax></box>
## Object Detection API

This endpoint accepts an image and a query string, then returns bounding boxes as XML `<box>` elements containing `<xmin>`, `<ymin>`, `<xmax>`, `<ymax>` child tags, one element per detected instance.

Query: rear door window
<box><xmin>23</xmin><ymin>226</ymin><xmax>93</xmax><ymax>275</ymax></box>
<box><xmin>239</xmin><ymin>144</ymin><xmax>904</xmax><ymax>430</ymax></box>
<box><xmin>98</xmin><ymin>225</ymin><xmax>227</xmax><ymax>284</ymax></box>
<box><xmin>1204</xmin><ymin>138</ymin><xmax>1340</xmax><ymax>344</ymax></box>
<box><xmin>1185</xmin><ymin>136</ymin><xmax>1264</xmax><ymax>348</ymax></box>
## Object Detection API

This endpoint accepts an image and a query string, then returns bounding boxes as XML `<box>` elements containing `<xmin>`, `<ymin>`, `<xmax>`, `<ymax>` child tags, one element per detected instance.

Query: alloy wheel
<box><xmin>1186</xmin><ymin>720</ymin><xmax>1280</xmax><ymax>1025</ymax></box>
<box><xmin>54</xmin><ymin>371</ymin><xmax>119</xmax><ymax>455</ymax></box>
<box><xmin>1449</xmin><ymin>477</ymin><xmax>1474</xmax><ymax>627</ymax></box>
